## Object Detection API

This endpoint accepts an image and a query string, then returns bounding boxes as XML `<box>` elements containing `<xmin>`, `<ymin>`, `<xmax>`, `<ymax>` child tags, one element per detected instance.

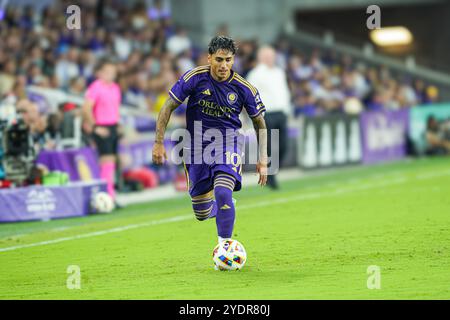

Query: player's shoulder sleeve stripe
<box><xmin>169</xmin><ymin>89</ymin><xmax>183</xmax><ymax>104</ymax></box>
<box><xmin>248</xmin><ymin>106</ymin><xmax>266</xmax><ymax>118</ymax></box>
<box><xmin>184</xmin><ymin>69</ymin><xmax>209</xmax><ymax>83</ymax></box>
<box><xmin>183</xmin><ymin>65</ymin><xmax>209</xmax><ymax>79</ymax></box>
<box><xmin>232</xmin><ymin>73</ymin><xmax>257</xmax><ymax>96</ymax></box>
<box><xmin>183</xmin><ymin>65</ymin><xmax>210</xmax><ymax>81</ymax></box>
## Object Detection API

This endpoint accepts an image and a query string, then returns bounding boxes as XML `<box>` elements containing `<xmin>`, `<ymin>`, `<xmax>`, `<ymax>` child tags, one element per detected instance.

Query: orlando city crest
<box><xmin>227</xmin><ymin>92</ymin><xmax>237</xmax><ymax>105</ymax></box>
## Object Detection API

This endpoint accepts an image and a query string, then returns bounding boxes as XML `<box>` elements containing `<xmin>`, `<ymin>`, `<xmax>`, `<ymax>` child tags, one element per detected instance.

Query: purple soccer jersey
<box><xmin>169</xmin><ymin>65</ymin><xmax>266</xmax><ymax>197</ymax></box>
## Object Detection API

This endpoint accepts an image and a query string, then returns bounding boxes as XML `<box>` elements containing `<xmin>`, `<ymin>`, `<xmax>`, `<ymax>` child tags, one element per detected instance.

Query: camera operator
<box><xmin>1</xmin><ymin>100</ymin><xmax>36</xmax><ymax>185</ymax></box>
<box><xmin>15</xmin><ymin>98</ymin><xmax>49</xmax><ymax>152</ymax></box>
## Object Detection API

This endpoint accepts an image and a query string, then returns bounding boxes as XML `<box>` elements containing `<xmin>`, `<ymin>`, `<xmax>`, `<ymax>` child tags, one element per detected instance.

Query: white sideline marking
<box><xmin>415</xmin><ymin>169</ymin><xmax>450</xmax><ymax>180</ymax></box>
<box><xmin>0</xmin><ymin>170</ymin><xmax>448</xmax><ymax>253</ymax></box>
<box><xmin>0</xmin><ymin>215</ymin><xmax>192</xmax><ymax>253</ymax></box>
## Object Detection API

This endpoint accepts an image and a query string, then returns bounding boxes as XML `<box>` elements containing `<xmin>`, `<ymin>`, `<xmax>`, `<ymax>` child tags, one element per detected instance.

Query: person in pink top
<box><xmin>82</xmin><ymin>60</ymin><xmax>121</xmax><ymax>203</ymax></box>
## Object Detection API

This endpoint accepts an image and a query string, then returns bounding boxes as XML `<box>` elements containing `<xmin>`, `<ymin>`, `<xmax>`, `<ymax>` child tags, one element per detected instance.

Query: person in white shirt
<box><xmin>247</xmin><ymin>46</ymin><xmax>291</xmax><ymax>189</ymax></box>
<box><xmin>55</xmin><ymin>48</ymin><xmax>80</xmax><ymax>89</ymax></box>
<box><xmin>166</xmin><ymin>27</ymin><xmax>192</xmax><ymax>57</ymax></box>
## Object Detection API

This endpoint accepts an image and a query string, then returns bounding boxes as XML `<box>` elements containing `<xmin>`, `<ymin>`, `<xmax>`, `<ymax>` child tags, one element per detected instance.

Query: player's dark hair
<box><xmin>208</xmin><ymin>36</ymin><xmax>238</xmax><ymax>55</ymax></box>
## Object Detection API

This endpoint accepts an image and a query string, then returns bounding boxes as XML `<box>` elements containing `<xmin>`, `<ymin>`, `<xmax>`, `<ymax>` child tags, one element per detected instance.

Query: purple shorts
<box><xmin>183</xmin><ymin>137</ymin><xmax>244</xmax><ymax>197</ymax></box>
<box><xmin>184</xmin><ymin>162</ymin><xmax>242</xmax><ymax>198</ymax></box>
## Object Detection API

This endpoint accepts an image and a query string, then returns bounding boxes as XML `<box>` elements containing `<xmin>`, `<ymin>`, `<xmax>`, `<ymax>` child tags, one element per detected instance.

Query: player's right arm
<box><xmin>152</xmin><ymin>97</ymin><xmax>180</xmax><ymax>164</ymax></box>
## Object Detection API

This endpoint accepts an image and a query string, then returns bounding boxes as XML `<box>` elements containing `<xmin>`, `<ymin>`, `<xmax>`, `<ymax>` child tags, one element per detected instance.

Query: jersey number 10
<box><xmin>225</xmin><ymin>152</ymin><xmax>243</xmax><ymax>176</ymax></box>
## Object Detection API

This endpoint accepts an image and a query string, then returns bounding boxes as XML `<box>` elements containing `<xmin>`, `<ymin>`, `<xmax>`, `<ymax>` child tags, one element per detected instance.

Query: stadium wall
<box><xmin>170</xmin><ymin>0</ymin><xmax>289</xmax><ymax>45</ymax></box>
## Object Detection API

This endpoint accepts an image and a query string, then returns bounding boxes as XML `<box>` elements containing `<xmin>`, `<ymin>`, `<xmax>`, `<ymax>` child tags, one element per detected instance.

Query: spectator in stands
<box><xmin>147</xmin><ymin>0</ymin><xmax>171</xmax><ymax>21</ymax></box>
<box><xmin>314</xmin><ymin>77</ymin><xmax>345</xmax><ymax>114</ymax></box>
<box><xmin>413</xmin><ymin>79</ymin><xmax>427</xmax><ymax>104</ymax></box>
<box><xmin>425</xmin><ymin>85</ymin><xmax>439</xmax><ymax>104</ymax></box>
<box><xmin>82</xmin><ymin>59</ymin><xmax>122</xmax><ymax>204</ymax></box>
<box><xmin>273</xmin><ymin>38</ymin><xmax>289</xmax><ymax>70</ymax></box>
<box><xmin>55</xmin><ymin>47</ymin><xmax>81</xmax><ymax>89</ymax></box>
<box><xmin>425</xmin><ymin>116</ymin><xmax>450</xmax><ymax>155</ymax></box>
<box><xmin>176</xmin><ymin>49</ymin><xmax>196</xmax><ymax>74</ymax></box>
<box><xmin>67</xmin><ymin>77</ymin><xmax>87</xmax><ymax>96</ymax></box>
<box><xmin>396</xmin><ymin>82</ymin><xmax>418</xmax><ymax>108</ymax></box>
<box><xmin>366</xmin><ymin>88</ymin><xmax>387</xmax><ymax>112</ymax></box>
<box><xmin>293</xmin><ymin>81</ymin><xmax>318</xmax><ymax>117</ymax></box>
<box><xmin>166</xmin><ymin>26</ymin><xmax>192</xmax><ymax>57</ymax></box>
<box><xmin>0</xmin><ymin>97</ymin><xmax>16</xmax><ymax>123</ymax></box>
<box><xmin>122</xmin><ymin>70</ymin><xmax>149</xmax><ymax>110</ymax></box>
<box><xmin>235</xmin><ymin>40</ymin><xmax>257</xmax><ymax>76</ymax></box>
<box><xmin>289</xmin><ymin>54</ymin><xmax>314</xmax><ymax>81</ymax></box>
<box><xmin>0</xmin><ymin>60</ymin><xmax>16</xmax><ymax>98</ymax></box>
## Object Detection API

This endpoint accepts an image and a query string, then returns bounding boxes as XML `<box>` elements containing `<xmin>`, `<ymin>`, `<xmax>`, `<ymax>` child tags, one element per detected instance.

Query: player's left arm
<box><xmin>251</xmin><ymin>114</ymin><xmax>268</xmax><ymax>187</ymax></box>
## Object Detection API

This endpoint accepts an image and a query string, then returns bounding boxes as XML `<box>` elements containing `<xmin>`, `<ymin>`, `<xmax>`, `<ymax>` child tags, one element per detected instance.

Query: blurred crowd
<box><xmin>0</xmin><ymin>0</ymin><xmax>443</xmax><ymax>153</ymax></box>
<box><xmin>0</xmin><ymin>0</ymin><xmax>188</xmax><ymax>114</ymax></box>
<box><xmin>0</xmin><ymin>0</ymin><xmax>188</xmax><ymax>153</ymax></box>
<box><xmin>279</xmin><ymin>44</ymin><xmax>441</xmax><ymax>117</ymax></box>
<box><xmin>231</xmin><ymin>38</ymin><xmax>440</xmax><ymax>117</ymax></box>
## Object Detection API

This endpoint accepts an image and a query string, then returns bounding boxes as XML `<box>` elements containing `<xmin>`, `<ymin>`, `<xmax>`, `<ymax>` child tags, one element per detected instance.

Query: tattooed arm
<box><xmin>251</xmin><ymin>114</ymin><xmax>268</xmax><ymax>186</ymax></box>
<box><xmin>152</xmin><ymin>97</ymin><xmax>180</xmax><ymax>164</ymax></box>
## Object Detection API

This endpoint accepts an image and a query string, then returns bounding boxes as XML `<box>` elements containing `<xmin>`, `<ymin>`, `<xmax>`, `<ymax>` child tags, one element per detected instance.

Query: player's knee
<box><xmin>214</xmin><ymin>174</ymin><xmax>235</xmax><ymax>205</ymax></box>
<box><xmin>214</xmin><ymin>186</ymin><xmax>233</xmax><ymax>206</ymax></box>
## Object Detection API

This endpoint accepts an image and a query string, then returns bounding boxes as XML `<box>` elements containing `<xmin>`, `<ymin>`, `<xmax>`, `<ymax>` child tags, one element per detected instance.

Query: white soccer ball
<box><xmin>212</xmin><ymin>239</ymin><xmax>247</xmax><ymax>271</ymax></box>
<box><xmin>92</xmin><ymin>192</ymin><xmax>115</xmax><ymax>213</ymax></box>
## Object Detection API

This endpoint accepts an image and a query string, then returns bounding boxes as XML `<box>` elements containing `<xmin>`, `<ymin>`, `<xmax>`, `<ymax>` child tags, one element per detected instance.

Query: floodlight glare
<box><xmin>370</xmin><ymin>26</ymin><xmax>413</xmax><ymax>46</ymax></box>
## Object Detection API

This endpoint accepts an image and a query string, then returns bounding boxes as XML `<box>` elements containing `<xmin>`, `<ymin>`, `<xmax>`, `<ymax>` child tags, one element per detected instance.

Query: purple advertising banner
<box><xmin>0</xmin><ymin>180</ymin><xmax>106</xmax><ymax>222</ymax></box>
<box><xmin>360</xmin><ymin>109</ymin><xmax>409</xmax><ymax>164</ymax></box>
<box><xmin>36</xmin><ymin>147</ymin><xmax>100</xmax><ymax>181</ymax></box>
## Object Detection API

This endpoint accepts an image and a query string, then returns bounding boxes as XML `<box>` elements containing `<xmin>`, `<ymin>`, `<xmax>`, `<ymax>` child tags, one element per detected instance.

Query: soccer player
<box><xmin>82</xmin><ymin>59</ymin><xmax>121</xmax><ymax>203</ymax></box>
<box><xmin>152</xmin><ymin>36</ymin><xmax>268</xmax><ymax>244</ymax></box>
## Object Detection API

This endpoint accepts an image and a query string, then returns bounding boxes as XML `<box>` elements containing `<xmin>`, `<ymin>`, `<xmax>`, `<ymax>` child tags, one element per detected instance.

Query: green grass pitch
<box><xmin>1</xmin><ymin>157</ymin><xmax>449</xmax><ymax>299</ymax></box>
